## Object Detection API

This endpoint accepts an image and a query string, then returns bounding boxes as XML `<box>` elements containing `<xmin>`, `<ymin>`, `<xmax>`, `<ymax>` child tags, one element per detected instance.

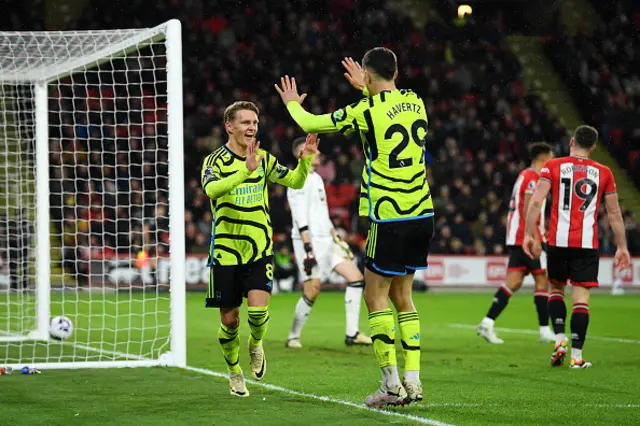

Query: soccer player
<box><xmin>201</xmin><ymin>101</ymin><xmax>318</xmax><ymax>397</ymax></box>
<box><xmin>477</xmin><ymin>143</ymin><xmax>556</xmax><ymax>344</ymax></box>
<box><xmin>275</xmin><ymin>48</ymin><xmax>433</xmax><ymax>407</ymax></box>
<box><xmin>286</xmin><ymin>137</ymin><xmax>372</xmax><ymax>349</ymax></box>
<box><xmin>523</xmin><ymin>125</ymin><xmax>631</xmax><ymax>369</ymax></box>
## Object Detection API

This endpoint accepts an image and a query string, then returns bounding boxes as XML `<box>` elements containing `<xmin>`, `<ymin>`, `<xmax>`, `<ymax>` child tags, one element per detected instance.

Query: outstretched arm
<box><xmin>201</xmin><ymin>140</ymin><xmax>264</xmax><ymax>199</ymax></box>
<box><xmin>286</xmin><ymin>102</ymin><xmax>338</xmax><ymax>134</ymax></box>
<box><xmin>276</xmin><ymin>76</ymin><xmax>369</xmax><ymax>135</ymax></box>
<box><xmin>268</xmin><ymin>134</ymin><xmax>319</xmax><ymax>189</ymax></box>
<box><xmin>287</xmin><ymin>136</ymin><xmax>320</xmax><ymax>244</ymax></box>
<box><xmin>275</xmin><ymin>76</ymin><xmax>337</xmax><ymax>133</ymax></box>
<box><xmin>202</xmin><ymin>166</ymin><xmax>251</xmax><ymax>200</ymax></box>
<box><xmin>270</xmin><ymin>156</ymin><xmax>313</xmax><ymax>189</ymax></box>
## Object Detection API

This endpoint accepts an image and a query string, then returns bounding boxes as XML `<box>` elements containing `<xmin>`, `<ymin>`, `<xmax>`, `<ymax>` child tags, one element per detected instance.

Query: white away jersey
<box><xmin>287</xmin><ymin>171</ymin><xmax>334</xmax><ymax>240</ymax></box>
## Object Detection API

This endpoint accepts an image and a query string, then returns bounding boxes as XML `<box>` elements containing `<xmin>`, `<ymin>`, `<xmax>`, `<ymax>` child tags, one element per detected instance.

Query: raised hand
<box><xmin>246</xmin><ymin>139</ymin><xmax>264</xmax><ymax>172</ymax></box>
<box><xmin>298</xmin><ymin>133</ymin><xmax>319</xmax><ymax>158</ymax></box>
<box><xmin>342</xmin><ymin>57</ymin><xmax>365</xmax><ymax>91</ymax></box>
<box><xmin>274</xmin><ymin>75</ymin><xmax>308</xmax><ymax>105</ymax></box>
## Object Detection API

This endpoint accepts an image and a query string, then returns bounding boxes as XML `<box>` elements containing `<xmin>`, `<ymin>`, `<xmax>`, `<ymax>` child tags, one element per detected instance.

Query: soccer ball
<box><xmin>49</xmin><ymin>316</ymin><xmax>73</xmax><ymax>341</ymax></box>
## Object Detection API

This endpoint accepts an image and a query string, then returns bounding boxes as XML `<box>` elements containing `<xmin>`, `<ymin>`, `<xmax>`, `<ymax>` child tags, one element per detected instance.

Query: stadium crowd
<box><xmin>546</xmin><ymin>0</ymin><xmax>640</xmax><ymax>187</ymax></box>
<box><xmin>6</xmin><ymin>0</ymin><xmax>639</xmax><ymax>283</ymax></box>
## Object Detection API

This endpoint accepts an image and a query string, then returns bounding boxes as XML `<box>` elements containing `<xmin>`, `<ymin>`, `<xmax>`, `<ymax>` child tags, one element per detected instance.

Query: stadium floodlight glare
<box><xmin>458</xmin><ymin>5</ymin><xmax>473</xmax><ymax>18</ymax></box>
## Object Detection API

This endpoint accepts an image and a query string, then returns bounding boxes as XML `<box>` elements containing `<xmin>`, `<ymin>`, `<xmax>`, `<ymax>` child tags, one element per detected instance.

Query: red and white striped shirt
<box><xmin>506</xmin><ymin>168</ymin><xmax>545</xmax><ymax>246</ymax></box>
<box><xmin>540</xmin><ymin>156</ymin><xmax>616</xmax><ymax>249</ymax></box>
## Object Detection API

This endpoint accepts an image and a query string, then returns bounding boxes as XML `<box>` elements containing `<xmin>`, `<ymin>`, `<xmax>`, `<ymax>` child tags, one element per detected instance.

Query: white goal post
<box><xmin>0</xmin><ymin>20</ymin><xmax>186</xmax><ymax>369</ymax></box>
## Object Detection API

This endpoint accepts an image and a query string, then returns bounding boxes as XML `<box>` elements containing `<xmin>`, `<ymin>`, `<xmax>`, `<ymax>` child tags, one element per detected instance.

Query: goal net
<box><xmin>0</xmin><ymin>20</ymin><xmax>186</xmax><ymax>369</ymax></box>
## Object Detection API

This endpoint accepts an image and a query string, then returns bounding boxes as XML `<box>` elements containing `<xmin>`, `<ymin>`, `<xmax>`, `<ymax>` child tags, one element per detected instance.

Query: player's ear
<box><xmin>363</xmin><ymin>69</ymin><xmax>372</xmax><ymax>85</ymax></box>
<box><xmin>224</xmin><ymin>121</ymin><xmax>232</xmax><ymax>135</ymax></box>
<box><xmin>393</xmin><ymin>70</ymin><xmax>398</xmax><ymax>81</ymax></box>
<box><xmin>589</xmin><ymin>144</ymin><xmax>596</xmax><ymax>154</ymax></box>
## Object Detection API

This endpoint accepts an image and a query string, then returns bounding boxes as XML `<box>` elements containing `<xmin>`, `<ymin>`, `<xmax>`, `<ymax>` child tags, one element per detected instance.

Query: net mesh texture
<box><xmin>0</xmin><ymin>27</ymin><xmax>174</xmax><ymax>365</ymax></box>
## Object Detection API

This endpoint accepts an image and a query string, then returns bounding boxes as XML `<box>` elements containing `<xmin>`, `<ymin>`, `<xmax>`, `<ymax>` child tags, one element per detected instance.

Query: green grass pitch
<box><xmin>2</xmin><ymin>291</ymin><xmax>640</xmax><ymax>425</ymax></box>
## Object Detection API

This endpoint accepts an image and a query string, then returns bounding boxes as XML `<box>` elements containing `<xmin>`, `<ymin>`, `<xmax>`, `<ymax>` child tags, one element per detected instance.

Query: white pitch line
<box><xmin>447</xmin><ymin>323</ymin><xmax>640</xmax><ymax>344</ymax></box>
<box><xmin>182</xmin><ymin>365</ymin><xmax>455</xmax><ymax>426</ymax></box>
<box><xmin>10</xmin><ymin>340</ymin><xmax>638</xmax><ymax>415</ymax></box>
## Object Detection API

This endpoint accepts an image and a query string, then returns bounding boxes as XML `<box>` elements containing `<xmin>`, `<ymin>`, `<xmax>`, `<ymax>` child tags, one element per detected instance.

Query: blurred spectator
<box><xmin>482</xmin><ymin>226</ymin><xmax>501</xmax><ymax>254</ymax></box>
<box><xmin>274</xmin><ymin>243</ymin><xmax>298</xmax><ymax>292</ymax></box>
<box><xmin>4</xmin><ymin>0</ymin><xmax>634</xmax><ymax>275</ymax></box>
<box><xmin>473</xmin><ymin>239</ymin><xmax>488</xmax><ymax>255</ymax></box>
<box><xmin>624</xmin><ymin>213</ymin><xmax>640</xmax><ymax>254</ymax></box>
<box><xmin>546</xmin><ymin>0</ymin><xmax>640</xmax><ymax>186</ymax></box>
<box><xmin>191</xmin><ymin>234</ymin><xmax>210</xmax><ymax>255</ymax></box>
<box><xmin>452</xmin><ymin>213</ymin><xmax>473</xmax><ymax>245</ymax></box>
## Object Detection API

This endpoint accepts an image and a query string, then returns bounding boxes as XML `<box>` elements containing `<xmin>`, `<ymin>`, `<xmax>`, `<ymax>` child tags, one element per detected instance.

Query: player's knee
<box><xmin>388</xmin><ymin>279</ymin><xmax>410</xmax><ymax>304</ymax></box>
<box><xmin>507</xmin><ymin>279</ymin><xmax>524</xmax><ymax>292</ymax></box>
<box><xmin>364</xmin><ymin>287</ymin><xmax>387</xmax><ymax>312</ymax></box>
<box><xmin>549</xmin><ymin>279</ymin><xmax>565</xmax><ymax>291</ymax></box>
<box><xmin>363</xmin><ymin>286</ymin><xmax>375</xmax><ymax>308</ymax></box>
<box><xmin>571</xmin><ymin>286</ymin><xmax>590</xmax><ymax>305</ymax></box>
<box><xmin>533</xmin><ymin>275</ymin><xmax>548</xmax><ymax>291</ymax></box>
<box><xmin>220</xmin><ymin>310</ymin><xmax>240</xmax><ymax>329</ymax></box>
<box><xmin>389</xmin><ymin>291</ymin><xmax>413</xmax><ymax>312</ymax></box>
<box><xmin>363</xmin><ymin>293</ymin><xmax>378</xmax><ymax>311</ymax></box>
<box><xmin>304</xmin><ymin>281</ymin><xmax>320</xmax><ymax>302</ymax></box>
<box><xmin>304</xmin><ymin>286</ymin><xmax>320</xmax><ymax>303</ymax></box>
<box><xmin>340</xmin><ymin>263</ymin><xmax>364</xmax><ymax>283</ymax></box>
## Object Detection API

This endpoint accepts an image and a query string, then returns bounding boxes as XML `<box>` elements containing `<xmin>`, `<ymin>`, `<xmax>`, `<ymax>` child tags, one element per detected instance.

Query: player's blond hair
<box><xmin>223</xmin><ymin>101</ymin><xmax>259</xmax><ymax>123</ymax></box>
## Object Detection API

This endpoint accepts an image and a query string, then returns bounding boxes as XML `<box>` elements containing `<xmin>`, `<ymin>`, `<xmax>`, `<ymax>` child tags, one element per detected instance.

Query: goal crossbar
<box><xmin>0</xmin><ymin>21</ymin><xmax>172</xmax><ymax>83</ymax></box>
